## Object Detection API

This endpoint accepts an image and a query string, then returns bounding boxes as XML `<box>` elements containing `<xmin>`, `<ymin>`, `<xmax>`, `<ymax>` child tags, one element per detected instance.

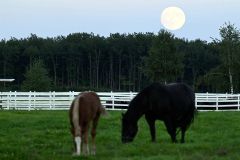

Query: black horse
<box><xmin>121</xmin><ymin>83</ymin><xmax>196</xmax><ymax>143</ymax></box>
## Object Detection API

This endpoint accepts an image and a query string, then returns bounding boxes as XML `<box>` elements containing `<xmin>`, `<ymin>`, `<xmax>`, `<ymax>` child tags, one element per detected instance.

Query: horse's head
<box><xmin>121</xmin><ymin>113</ymin><xmax>138</xmax><ymax>143</ymax></box>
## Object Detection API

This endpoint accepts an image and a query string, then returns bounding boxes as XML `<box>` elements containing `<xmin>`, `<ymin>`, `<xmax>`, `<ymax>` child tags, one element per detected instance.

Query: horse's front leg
<box><xmin>145</xmin><ymin>114</ymin><xmax>156</xmax><ymax>142</ymax></box>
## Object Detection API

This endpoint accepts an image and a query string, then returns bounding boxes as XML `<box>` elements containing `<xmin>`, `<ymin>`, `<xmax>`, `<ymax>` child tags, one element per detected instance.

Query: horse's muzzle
<box><xmin>122</xmin><ymin>137</ymin><xmax>133</xmax><ymax>143</ymax></box>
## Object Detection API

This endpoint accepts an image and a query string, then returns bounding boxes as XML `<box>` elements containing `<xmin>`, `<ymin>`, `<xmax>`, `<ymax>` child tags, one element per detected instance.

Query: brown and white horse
<box><xmin>69</xmin><ymin>91</ymin><xmax>105</xmax><ymax>156</ymax></box>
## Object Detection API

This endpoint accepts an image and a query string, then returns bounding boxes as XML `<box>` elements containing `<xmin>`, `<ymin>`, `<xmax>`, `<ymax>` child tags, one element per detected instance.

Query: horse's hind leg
<box><xmin>164</xmin><ymin>120</ymin><xmax>177</xmax><ymax>143</ymax></box>
<box><xmin>180</xmin><ymin>126</ymin><xmax>187</xmax><ymax>143</ymax></box>
<box><xmin>91</xmin><ymin>114</ymin><xmax>100</xmax><ymax>155</ymax></box>
<box><xmin>145</xmin><ymin>114</ymin><xmax>156</xmax><ymax>142</ymax></box>
<box><xmin>82</xmin><ymin>126</ymin><xmax>90</xmax><ymax>155</ymax></box>
<box><xmin>73</xmin><ymin>126</ymin><xmax>82</xmax><ymax>156</ymax></box>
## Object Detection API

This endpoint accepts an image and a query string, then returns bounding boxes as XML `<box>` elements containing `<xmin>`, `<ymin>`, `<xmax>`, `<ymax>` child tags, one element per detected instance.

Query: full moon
<box><xmin>161</xmin><ymin>7</ymin><xmax>185</xmax><ymax>30</ymax></box>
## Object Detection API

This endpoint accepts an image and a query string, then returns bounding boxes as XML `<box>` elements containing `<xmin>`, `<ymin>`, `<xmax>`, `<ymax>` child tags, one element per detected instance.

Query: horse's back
<box><xmin>166</xmin><ymin>83</ymin><xmax>195</xmax><ymax>108</ymax></box>
<box><xmin>70</xmin><ymin>91</ymin><xmax>102</xmax><ymax>125</ymax></box>
<box><xmin>140</xmin><ymin>83</ymin><xmax>195</xmax><ymax>124</ymax></box>
<box><xmin>78</xmin><ymin>92</ymin><xmax>102</xmax><ymax>119</ymax></box>
<box><xmin>78</xmin><ymin>92</ymin><xmax>101</xmax><ymax>109</ymax></box>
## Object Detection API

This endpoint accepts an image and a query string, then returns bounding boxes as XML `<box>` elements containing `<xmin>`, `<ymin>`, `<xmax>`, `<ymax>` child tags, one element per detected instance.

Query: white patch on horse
<box><xmin>72</xmin><ymin>95</ymin><xmax>81</xmax><ymax>135</ymax></box>
<box><xmin>72</xmin><ymin>95</ymin><xmax>82</xmax><ymax>155</ymax></box>
<box><xmin>75</xmin><ymin>136</ymin><xmax>81</xmax><ymax>155</ymax></box>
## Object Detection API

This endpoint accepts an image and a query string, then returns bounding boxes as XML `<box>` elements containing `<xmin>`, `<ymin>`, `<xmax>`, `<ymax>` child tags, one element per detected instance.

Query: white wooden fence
<box><xmin>0</xmin><ymin>91</ymin><xmax>240</xmax><ymax>111</ymax></box>
<box><xmin>0</xmin><ymin>91</ymin><xmax>136</xmax><ymax>111</ymax></box>
<box><xmin>195</xmin><ymin>93</ymin><xmax>240</xmax><ymax>111</ymax></box>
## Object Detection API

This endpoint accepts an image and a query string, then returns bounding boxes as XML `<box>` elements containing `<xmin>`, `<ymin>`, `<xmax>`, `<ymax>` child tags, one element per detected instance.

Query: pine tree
<box><xmin>143</xmin><ymin>30</ymin><xmax>183</xmax><ymax>83</ymax></box>
<box><xmin>21</xmin><ymin>59</ymin><xmax>52</xmax><ymax>91</ymax></box>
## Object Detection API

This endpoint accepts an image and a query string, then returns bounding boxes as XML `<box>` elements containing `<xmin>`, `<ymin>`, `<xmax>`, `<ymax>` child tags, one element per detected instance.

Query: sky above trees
<box><xmin>0</xmin><ymin>0</ymin><xmax>239</xmax><ymax>42</ymax></box>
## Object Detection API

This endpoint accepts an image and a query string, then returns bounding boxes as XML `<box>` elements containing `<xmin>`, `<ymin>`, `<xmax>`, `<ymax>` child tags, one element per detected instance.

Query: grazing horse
<box><xmin>69</xmin><ymin>91</ymin><xmax>105</xmax><ymax>156</ymax></box>
<box><xmin>121</xmin><ymin>83</ymin><xmax>196</xmax><ymax>143</ymax></box>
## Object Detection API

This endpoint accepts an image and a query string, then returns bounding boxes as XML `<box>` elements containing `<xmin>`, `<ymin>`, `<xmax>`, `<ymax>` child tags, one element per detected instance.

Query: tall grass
<box><xmin>0</xmin><ymin>110</ymin><xmax>239</xmax><ymax>160</ymax></box>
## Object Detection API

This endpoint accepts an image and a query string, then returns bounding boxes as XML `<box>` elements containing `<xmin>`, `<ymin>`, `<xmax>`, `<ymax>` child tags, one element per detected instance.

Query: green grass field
<box><xmin>0</xmin><ymin>110</ymin><xmax>240</xmax><ymax>160</ymax></box>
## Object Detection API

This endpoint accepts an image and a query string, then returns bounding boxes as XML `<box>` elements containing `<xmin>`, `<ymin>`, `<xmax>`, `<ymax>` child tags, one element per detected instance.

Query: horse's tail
<box><xmin>69</xmin><ymin>96</ymin><xmax>81</xmax><ymax>136</ymax></box>
<box><xmin>176</xmin><ymin>104</ymin><xmax>197</xmax><ymax>135</ymax></box>
<box><xmin>69</xmin><ymin>100</ymin><xmax>74</xmax><ymax>134</ymax></box>
<box><xmin>183</xmin><ymin>101</ymin><xmax>197</xmax><ymax>130</ymax></box>
<box><xmin>177</xmin><ymin>92</ymin><xmax>197</xmax><ymax>135</ymax></box>
<box><xmin>185</xmin><ymin>87</ymin><xmax>197</xmax><ymax>127</ymax></box>
<box><xmin>100</xmin><ymin>105</ymin><xmax>108</xmax><ymax>117</ymax></box>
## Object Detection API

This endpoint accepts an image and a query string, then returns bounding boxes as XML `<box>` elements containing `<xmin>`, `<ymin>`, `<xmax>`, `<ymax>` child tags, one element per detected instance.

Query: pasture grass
<box><xmin>0</xmin><ymin>110</ymin><xmax>240</xmax><ymax>160</ymax></box>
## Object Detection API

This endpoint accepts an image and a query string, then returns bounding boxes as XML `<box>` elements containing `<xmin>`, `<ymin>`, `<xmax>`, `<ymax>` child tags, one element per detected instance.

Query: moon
<box><xmin>161</xmin><ymin>7</ymin><xmax>186</xmax><ymax>30</ymax></box>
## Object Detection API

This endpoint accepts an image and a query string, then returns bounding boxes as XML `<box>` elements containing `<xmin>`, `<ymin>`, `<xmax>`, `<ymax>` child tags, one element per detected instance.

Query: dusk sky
<box><xmin>0</xmin><ymin>0</ymin><xmax>239</xmax><ymax>42</ymax></box>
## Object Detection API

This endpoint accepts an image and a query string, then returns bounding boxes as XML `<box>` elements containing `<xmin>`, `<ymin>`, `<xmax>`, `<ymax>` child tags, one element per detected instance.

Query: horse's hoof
<box><xmin>72</xmin><ymin>153</ymin><xmax>80</xmax><ymax>156</ymax></box>
<box><xmin>82</xmin><ymin>151</ymin><xmax>89</xmax><ymax>156</ymax></box>
<box><xmin>172</xmin><ymin>140</ymin><xmax>178</xmax><ymax>143</ymax></box>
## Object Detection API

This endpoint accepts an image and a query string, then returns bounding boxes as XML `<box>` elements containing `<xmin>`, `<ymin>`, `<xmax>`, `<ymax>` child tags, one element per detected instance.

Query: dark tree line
<box><xmin>0</xmin><ymin>23</ymin><xmax>240</xmax><ymax>93</ymax></box>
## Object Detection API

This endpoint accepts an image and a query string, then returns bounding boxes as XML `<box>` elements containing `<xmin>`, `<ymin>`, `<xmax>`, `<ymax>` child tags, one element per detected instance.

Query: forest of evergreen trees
<box><xmin>0</xmin><ymin>23</ymin><xmax>240</xmax><ymax>93</ymax></box>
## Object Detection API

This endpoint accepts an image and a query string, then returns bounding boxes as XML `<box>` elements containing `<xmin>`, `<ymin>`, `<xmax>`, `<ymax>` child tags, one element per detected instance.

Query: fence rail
<box><xmin>0</xmin><ymin>91</ymin><xmax>240</xmax><ymax>111</ymax></box>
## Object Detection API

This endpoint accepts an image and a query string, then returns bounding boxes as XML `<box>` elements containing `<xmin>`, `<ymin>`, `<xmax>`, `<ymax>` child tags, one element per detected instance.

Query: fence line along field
<box><xmin>0</xmin><ymin>110</ymin><xmax>239</xmax><ymax>160</ymax></box>
<box><xmin>1</xmin><ymin>91</ymin><xmax>240</xmax><ymax>111</ymax></box>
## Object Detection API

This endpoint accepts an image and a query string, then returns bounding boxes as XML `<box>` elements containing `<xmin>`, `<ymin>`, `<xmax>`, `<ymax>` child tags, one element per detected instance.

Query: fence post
<box><xmin>195</xmin><ymin>93</ymin><xmax>198</xmax><ymax>110</ymax></box>
<box><xmin>72</xmin><ymin>91</ymin><xmax>75</xmax><ymax>98</ymax></box>
<box><xmin>28</xmin><ymin>91</ymin><xmax>31</xmax><ymax>111</ymax></box>
<box><xmin>7</xmin><ymin>91</ymin><xmax>11</xmax><ymax>110</ymax></box>
<box><xmin>33</xmin><ymin>91</ymin><xmax>36</xmax><ymax>110</ymax></box>
<box><xmin>130</xmin><ymin>91</ymin><xmax>133</xmax><ymax>100</ymax></box>
<box><xmin>238</xmin><ymin>94</ymin><xmax>240</xmax><ymax>111</ymax></box>
<box><xmin>216</xmin><ymin>94</ymin><xmax>219</xmax><ymax>111</ymax></box>
<box><xmin>111</xmin><ymin>91</ymin><xmax>114</xmax><ymax>110</ymax></box>
<box><xmin>52</xmin><ymin>91</ymin><xmax>55</xmax><ymax>110</ymax></box>
<box><xmin>14</xmin><ymin>91</ymin><xmax>17</xmax><ymax>110</ymax></box>
<box><xmin>0</xmin><ymin>91</ymin><xmax>2</xmax><ymax>109</ymax></box>
<box><xmin>206</xmin><ymin>92</ymin><xmax>208</xmax><ymax>102</ymax></box>
<box><xmin>69</xmin><ymin>91</ymin><xmax>74</xmax><ymax>109</ymax></box>
<box><xmin>49</xmin><ymin>91</ymin><xmax>52</xmax><ymax>110</ymax></box>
